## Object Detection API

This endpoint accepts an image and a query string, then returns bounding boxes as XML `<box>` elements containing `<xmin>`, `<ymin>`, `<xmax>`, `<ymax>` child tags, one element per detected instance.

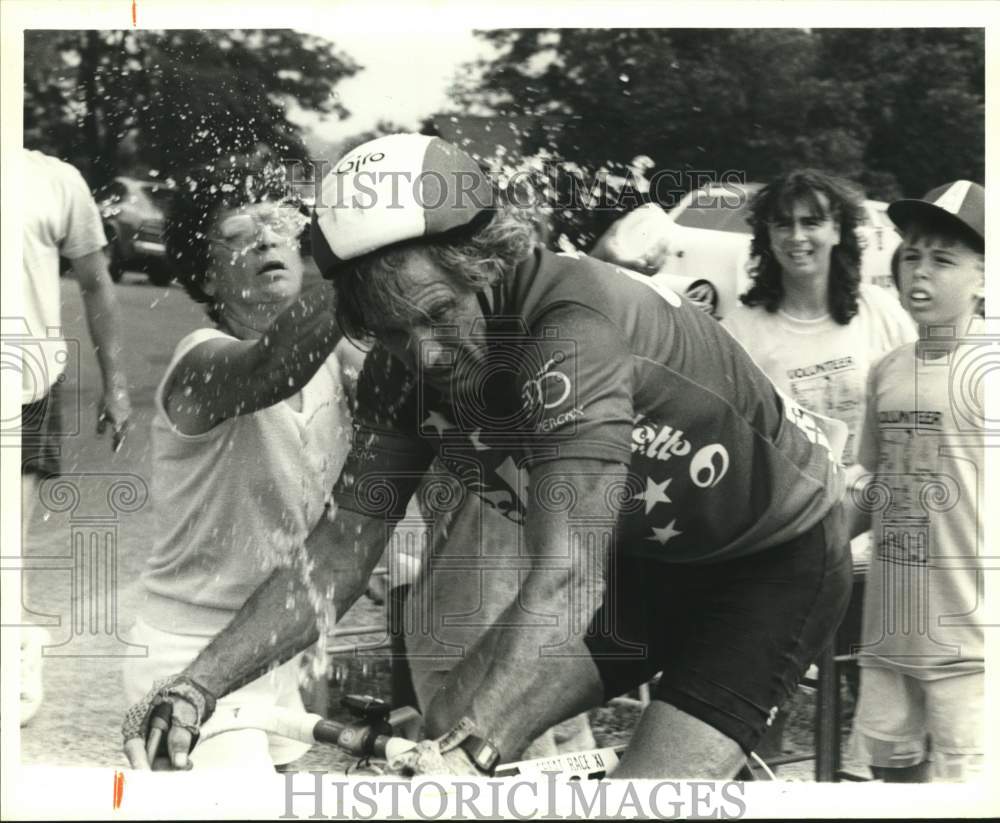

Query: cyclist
<box><xmin>124</xmin><ymin>134</ymin><xmax>851</xmax><ymax>779</ymax></box>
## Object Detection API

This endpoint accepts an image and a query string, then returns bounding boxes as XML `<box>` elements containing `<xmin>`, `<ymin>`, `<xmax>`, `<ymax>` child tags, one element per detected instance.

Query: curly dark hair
<box><xmin>741</xmin><ymin>169</ymin><xmax>868</xmax><ymax>325</ymax></box>
<box><xmin>330</xmin><ymin>206</ymin><xmax>536</xmax><ymax>342</ymax></box>
<box><xmin>165</xmin><ymin>163</ymin><xmax>301</xmax><ymax>319</ymax></box>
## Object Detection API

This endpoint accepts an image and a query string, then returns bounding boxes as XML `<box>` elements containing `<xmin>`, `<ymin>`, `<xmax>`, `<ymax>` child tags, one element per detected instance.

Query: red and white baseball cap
<box><xmin>311</xmin><ymin>134</ymin><xmax>496</xmax><ymax>277</ymax></box>
<box><xmin>888</xmin><ymin>180</ymin><xmax>984</xmax><ymax>245</ymax></box>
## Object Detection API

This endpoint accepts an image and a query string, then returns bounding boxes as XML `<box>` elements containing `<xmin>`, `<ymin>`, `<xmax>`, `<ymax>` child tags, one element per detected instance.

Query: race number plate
<box><xmin>494</xmin><ymin>746</ymin><xmax>623</xmax><ymax>780</ymax></box>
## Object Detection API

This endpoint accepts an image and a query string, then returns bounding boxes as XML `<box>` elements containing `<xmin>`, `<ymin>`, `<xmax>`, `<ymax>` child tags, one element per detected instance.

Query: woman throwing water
<box><xmin>121</xmin><ymin>163</ymin><xmax>354</xmax><ymax>770</ymax></box>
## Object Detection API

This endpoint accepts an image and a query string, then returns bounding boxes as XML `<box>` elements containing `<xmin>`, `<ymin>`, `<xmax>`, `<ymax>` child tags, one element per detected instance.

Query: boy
<box><xmin>848</xmin><ymin>181</ymin><xmax>986</xmax><ymax>782</ymax></box>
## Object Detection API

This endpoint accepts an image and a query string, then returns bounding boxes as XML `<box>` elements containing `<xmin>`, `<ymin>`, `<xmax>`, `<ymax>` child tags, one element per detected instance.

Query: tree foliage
<box><xmin>24</xmin><ymin>29</ymin><xmax>359</xmax><ymax>186</ymax></box>
<box><xmin>454</xmin><ymin>28</ymin><xmax>984</xmax><ymax>204</ymax></box>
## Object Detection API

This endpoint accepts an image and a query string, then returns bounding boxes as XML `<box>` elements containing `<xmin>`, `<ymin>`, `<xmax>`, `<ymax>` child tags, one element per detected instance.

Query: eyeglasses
<box><xmin>209</xmin><ymin>209</ymin><xmax>309</xmax><ymax>252</ymax></box>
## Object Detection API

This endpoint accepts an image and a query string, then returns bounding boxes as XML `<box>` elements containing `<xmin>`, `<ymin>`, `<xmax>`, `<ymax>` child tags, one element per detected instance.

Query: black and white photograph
<box><xmin>2</xmin><ymin>1</ymin><xmax>997</xmax><ymax>818</ymax></box>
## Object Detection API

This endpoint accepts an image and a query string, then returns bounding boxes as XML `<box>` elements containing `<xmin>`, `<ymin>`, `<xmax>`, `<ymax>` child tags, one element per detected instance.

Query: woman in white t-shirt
<box><xmin>722</xmin><ymin>170</ymin><xmax>916</xmax><ymax>467</ymax></box>
<box><xmin>721</xmin><ymin>170</ymin><xmax>915</xmax><ymax>761</ymax></box>
<box><xmin>121</xmin><ymin>164</ymin><xmax>354</xmax><ymax>770</ymax></box>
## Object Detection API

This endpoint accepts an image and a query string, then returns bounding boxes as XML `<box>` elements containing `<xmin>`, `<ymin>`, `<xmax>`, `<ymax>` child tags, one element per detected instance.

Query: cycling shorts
<box><xmin>584</xmin><ymin>504</ymin><xmax>852</xmax><ymax>754</ymax></box>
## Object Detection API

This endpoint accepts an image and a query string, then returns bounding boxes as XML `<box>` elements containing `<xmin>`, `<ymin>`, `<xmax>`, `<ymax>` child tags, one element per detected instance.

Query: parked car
<box><xmin>593</xmin><ymin>183</ymin><xmax>901</xmax><ymax>319</ymax></box>
<box><xmin>94</xmin><ymin>176</ymin><xmax>175</xmax><ymax>285</ymax></box>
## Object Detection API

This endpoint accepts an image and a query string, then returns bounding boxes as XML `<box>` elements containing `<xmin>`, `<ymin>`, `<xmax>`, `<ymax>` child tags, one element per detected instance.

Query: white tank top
<box><xmin>140</xmin><ymin>328</ymin><xmax>352</xmax><ymax>635</ymax></box>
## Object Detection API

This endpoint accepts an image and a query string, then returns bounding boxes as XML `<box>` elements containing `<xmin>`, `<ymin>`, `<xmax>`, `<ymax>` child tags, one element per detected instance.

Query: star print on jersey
<box><xmin>647</xmin><ymin>520</ymin><xmax>683</xmax><ymax>546</ymax></box>
<box><xmin>634</xmin><ymin>476</ymin><xmax>672</xmax><ymax>514</ymax></box>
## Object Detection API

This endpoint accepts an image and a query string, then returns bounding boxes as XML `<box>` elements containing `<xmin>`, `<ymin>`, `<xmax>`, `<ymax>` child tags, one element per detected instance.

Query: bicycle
<box><xmin>185</xmin><ymin>693</ymin><xmax>775</xmax><ymax>780</ymax></box>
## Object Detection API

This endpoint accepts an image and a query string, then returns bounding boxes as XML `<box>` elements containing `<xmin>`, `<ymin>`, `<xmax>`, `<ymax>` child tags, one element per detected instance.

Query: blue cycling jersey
<box><xmin>332</xmin><ymin>246</ymin><xmax>844</xmax><ymax>563</ymax></box>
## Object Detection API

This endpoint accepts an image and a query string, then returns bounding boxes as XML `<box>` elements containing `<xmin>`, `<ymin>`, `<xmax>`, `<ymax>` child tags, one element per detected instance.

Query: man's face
<box><xmin>897</xmin><ymin>233</ymin><xmax>984</xmax><ymax>328</ymax></box>
<box><xmin>372</xmin><ymin>251</ymin><xmax>491</xmax><ymax>401</ymax></box>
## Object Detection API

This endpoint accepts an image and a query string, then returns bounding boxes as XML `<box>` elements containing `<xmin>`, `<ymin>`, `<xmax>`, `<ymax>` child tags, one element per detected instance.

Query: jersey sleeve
<box><xmin>330</xmin><ymin>345</ymin><xmax>435</xmax><ymax>521</ymax></box>
<box><xmin>59</xmin><ymin>162</ymin><xmax>107</xmax><ymax>260</ymax></box>
<box><xmin>719</xmin><ymin>305</ymin><xmax>762</xmax><ymax>358</ymax></box>
<box><xmin>517</xmin><ymin>304</ymin><xmax>634</xmax><ymax>467</ymax></box>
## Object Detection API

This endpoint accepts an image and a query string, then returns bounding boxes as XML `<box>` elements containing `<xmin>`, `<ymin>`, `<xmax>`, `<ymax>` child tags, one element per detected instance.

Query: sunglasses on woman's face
<box><xmin>210</xmin><ymin>208</ymin><xmax>309</xmax><ymax>252</ymax></box>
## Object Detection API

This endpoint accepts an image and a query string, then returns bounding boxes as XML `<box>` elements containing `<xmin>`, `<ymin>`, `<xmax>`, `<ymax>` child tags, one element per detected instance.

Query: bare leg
<box><xmin>613</xmin><ymin>702</ymin><xmax>747</xmax><ymax>780</ymax></box>
<box><xmin>19</xmin><ymin>473</ymin><xmax>45</xmax><ymax>726</ymax></box>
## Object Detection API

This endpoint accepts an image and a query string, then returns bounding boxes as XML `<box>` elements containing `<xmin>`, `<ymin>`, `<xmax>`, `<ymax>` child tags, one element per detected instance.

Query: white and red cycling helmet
<box><xmin>311</xmin><ymin>133</ymin><xmax>496</xmax><ymax>278</ymax></box>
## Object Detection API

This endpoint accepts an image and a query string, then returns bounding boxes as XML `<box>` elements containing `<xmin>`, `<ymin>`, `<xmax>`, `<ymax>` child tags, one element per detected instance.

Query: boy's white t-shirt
<box><xmin>721</xmin><ymin>283</ymin><xmax>917</xmax><ymax>465</ymax></box>
<box><xmin>853</xmin><ymin>323</ymin><xmax>985</xmax><ymax>679</ymax></box>
<box><xmin>140</xmin><ymin>328</ymin><xmax>353</xmax><ymax>635</ymax></box>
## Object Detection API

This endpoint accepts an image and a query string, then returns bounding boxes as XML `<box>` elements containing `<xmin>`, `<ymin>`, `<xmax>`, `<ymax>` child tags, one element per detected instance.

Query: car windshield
<box><xmin>673</xmin><ymin>188</ymin><xmax>756</xmax><ymax>234</ymax></box>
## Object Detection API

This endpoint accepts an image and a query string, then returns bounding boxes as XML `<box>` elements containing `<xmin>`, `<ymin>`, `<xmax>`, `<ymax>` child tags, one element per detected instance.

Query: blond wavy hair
<box><xmin>331</xmin><ymin>206</ymin><xmax>536</xmax><ymax>341</ymax></box>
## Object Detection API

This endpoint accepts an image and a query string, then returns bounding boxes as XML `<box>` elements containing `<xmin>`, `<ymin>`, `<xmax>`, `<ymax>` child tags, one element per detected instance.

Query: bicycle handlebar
<box><xmin>199</xmin><ymin>704</ymin><xmax>418</xmax><ymax>761</ymax></box>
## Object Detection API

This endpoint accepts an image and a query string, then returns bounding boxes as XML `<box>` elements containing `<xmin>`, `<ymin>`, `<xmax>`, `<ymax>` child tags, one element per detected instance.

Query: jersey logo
<box><xmin>689</xmin><ymin>444</ymin><xmax>730</xmax><ymax>488</ymax></box>
<box><xmin>521</xmin><ymin>354</ymin><xmax>572</xmax><ymax>412</ymax></box>
<box><xmin>631</xmin><ymin>420</ymin><xmax>692</xmax><ymax>460</ymax></box>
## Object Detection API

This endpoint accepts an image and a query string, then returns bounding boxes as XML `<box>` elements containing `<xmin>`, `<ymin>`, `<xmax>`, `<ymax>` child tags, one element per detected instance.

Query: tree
<box><xmin>450</xmin><ymin>27</ymin><xmax>985</xmax><ymax>236</ymax></box>
<box><xmin>814</xmin><ymin>29</ymin><xmax>984</xmax><ymax>198</ymax></box>
<box><xmin>448</xmin><ymin>29</ymin><xmax>874</xmax><ymax>246</ymax></box>
<box><xmin>24</xmin><ymin>29</ymin><xmax>360</xmax><ymax>186</ymax></box>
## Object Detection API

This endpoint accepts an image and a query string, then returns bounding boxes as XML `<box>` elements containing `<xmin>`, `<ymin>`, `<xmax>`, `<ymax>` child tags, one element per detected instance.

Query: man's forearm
<box><xmin>183</xmin><ymin>560</ymin><xmax>368</xmax><ymax>698</ymax></box>
<box><xmin>180</xmin><ymin>509</ymin><xmax>386</xmax><ymax>700</ymax></box>
<box><xmin>440</xmin><ymin>461</ymin><xmax>620</xmax><ymax>757</ymax></box>
<box><xmin>182</xmin><ymin>566</ymin><xmax>321</xmax><ymax>697</ymax></box>
<box><xmin>464</xmin><ymin>569</ymin><xmax>603</xmax><ymax>756</ymax></box>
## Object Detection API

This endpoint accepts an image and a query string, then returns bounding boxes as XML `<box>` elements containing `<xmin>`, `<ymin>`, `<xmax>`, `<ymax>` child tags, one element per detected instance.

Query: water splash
<box><xmin>259</xmin><ymin>524</ymin><xmax>339</xmax><ymax>683</ymax></box>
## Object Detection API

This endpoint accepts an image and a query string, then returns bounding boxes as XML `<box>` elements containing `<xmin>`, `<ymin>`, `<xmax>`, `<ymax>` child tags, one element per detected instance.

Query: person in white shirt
<box><xmin>16</xmin><ymin>149</ymin><xmax>132</xmax><ymax>726</ymax></box>
<box><xmin>847</xmin><ymin>180</ymin><xmax>986</xmax><ymax>782</ymax></box>
<box><xmin>18</xmin><ymin>149</ymin><xmax>132</xmax><ymax>509</ymax></box>
<box><xmin>720</xmin><ymin>169</ymin><xmax>916</xmax><ymax>763</ymax></box>
<box><xmin>721</xmin><ymin>169</ymin><xmax>916</xmax><ymax>467</ymax></box>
